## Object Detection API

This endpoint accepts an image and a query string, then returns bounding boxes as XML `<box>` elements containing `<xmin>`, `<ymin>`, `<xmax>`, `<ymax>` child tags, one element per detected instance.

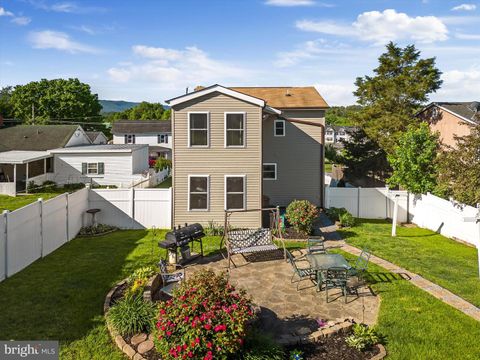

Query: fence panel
<box><xmin>42</xmin><ymin>194</ymin><xmax>68</xmax><ymax>256</ymax></box>
<box><xmin>134</xmin><ymin>188</ymin><xmax>171</xmax><ymax>229</ymax></box>
<box><xmin>326</xmin><ymin>188</ymin><xmax>359</xmax><ymax>215</ymax></box>
<box><xmin>0</xmin><ymin>212</ymin><xmax>5</xmax><ymax>281</ymax></box>
<box><xmin>67</xmin><ymin>188</ymin><xmax>88</xmax><ymax>240</ymax></box>
<box><xmin>6</xmin><ymin>202</ymin><xmax>42</xmax><ymax>277</ymax></box>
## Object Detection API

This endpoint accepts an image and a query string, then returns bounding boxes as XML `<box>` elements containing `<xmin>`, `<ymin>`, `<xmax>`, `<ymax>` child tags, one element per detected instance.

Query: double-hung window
<box><xmin>225</xmin><ymin>175</ymin><xmax>246</xmax><ymax>210</ymax></box>
<box><xmin>158</xmin><ymin>134</ymin><xmax>168</xmax><ymax>144</ymax></box>
<box><xmin>125</xmin><ymin>134</ymin><xmax>135</xmax><ymax>144</ymax></box>
<box><xmin>274</xmin><ymin>120</ymin><xmax>285</xmax><ymax>137</ymax></box>
<box><xmin>188</xmin><ymin>175</ymin><xmax>209</xmax><ymax>211</ymax></box>
<box><xmin>262</xmin><ymin>163</ymin><xmax>277</xmax><ymax>180</ymax></box>
<box><xmin>189</xmin><ymin>112</ymin><xmax>209</xmax><ymax>147</ymax></box>
<box><xmin>225</xmin><ymin>112</ymin><xmax>245</xmax><ymax>147</ymax></box>
<box><xmin>82</xmin><ymin>162</ymin><xmax>104</xmax><ymax>175</ymax></box>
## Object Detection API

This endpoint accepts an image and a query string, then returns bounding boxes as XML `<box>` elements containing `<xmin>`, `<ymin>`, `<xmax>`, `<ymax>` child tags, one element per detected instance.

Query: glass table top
<box><xmin>306</xmin><ymin>253</ymin><xmax>351</xmax><ymax>270</ymax></box>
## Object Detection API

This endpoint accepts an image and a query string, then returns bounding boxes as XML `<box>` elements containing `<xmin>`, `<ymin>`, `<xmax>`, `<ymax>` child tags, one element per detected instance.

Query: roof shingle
<box><xmin>112</xmin><ymin>120</ymin><xmax>171</xmax><ymax>134</ymax></box>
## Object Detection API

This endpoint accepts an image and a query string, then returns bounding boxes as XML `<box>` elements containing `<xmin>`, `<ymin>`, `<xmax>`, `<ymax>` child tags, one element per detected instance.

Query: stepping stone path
<box><xmin>317</xmin><ymin>213</ymin><xmax>480</xmax><ymax>322</ymax></box>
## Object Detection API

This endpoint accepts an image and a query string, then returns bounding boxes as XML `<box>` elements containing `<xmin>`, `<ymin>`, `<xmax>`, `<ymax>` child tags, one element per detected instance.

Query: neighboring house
<box><xmin>85</xmin><ymin>131</ymin><xmax>109</xmax><ymax>144</ymax></box>
<box><xmin>112</xmin><ymin>120</ymin><xmax>172</xmax><ymax>159</ymax></box>
<box><xmin>417</xmin><ymin>101</ymin><xmax>480</xmax><ymax>148</ymax></box>
<box><xmin>49</xmin><ymin>144</ymin><xmax>149</xmax><ymax>188</ymax></box>
<box><xmin>166</xmin><ymin>84</ymin><xmax>328</xmax><ymax>228</ymax></box>
<box><xmin>325</xmin><ymin>125</ymin><xmax>358</xmax><ymax>146</ymax></box>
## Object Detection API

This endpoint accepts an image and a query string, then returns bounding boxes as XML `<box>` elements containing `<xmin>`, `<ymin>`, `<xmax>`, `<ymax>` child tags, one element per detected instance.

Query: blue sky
<box><xmin>1</xmin><ymin>0</ymin><xmax>480</xmax><ymax>105</ymax></box>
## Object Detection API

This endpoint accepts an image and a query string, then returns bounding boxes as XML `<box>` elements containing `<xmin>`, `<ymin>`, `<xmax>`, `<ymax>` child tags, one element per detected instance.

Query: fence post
<box><xmin>38</xmin><ymin>198</ymin><xmax>44</xmax><ymax>258</ymax></box>
<box><xmin>130</xmin><ymin>187</ymin><xmax>135</xmax><ymax>229</ymax></box>
<box><xmin>65</xmin><ymin>192</ymin><xmax>69</xmax><ymax>242</ymax></box>
<box><xmin>3</xmin><ymin>210</ymin><xmax>9</xmax><ymax>279</ymax></box>
<box><xmin>357</xmin><ymin>187</ymin><xmax>361</xmax><ymax>217</ymax></box>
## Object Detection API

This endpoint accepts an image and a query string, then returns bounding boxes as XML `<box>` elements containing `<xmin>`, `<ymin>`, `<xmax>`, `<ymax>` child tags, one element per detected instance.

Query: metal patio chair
<box><xmin>286</xmin><ymin>250</ymin><xmax>316</xmax><ymax>291</ymax></box>
<box><xmin>158</xmin><ymin>259</ymin><xmax>185</xmax><ymax>297</ymax></box>
<box><xmin>348</xmin><ymin>248</ymin><xmax>371</xmax><ymax>280</ymax></box>
<box><xmin>306</xmin><ymin>238</ymin><xmax>327</xmax><ymax>255</ymax></box>
<box><xmin>325</xmin><ymin>266</ymin><xmax>349</xmax><ymax>303</ymax></box>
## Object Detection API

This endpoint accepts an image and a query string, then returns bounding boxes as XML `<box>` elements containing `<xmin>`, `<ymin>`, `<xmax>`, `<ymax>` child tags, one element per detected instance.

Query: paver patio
<box><xmin>184</xmin><ymin>251</ymin><xmax>380</xmax><ymax>338</ymax></box>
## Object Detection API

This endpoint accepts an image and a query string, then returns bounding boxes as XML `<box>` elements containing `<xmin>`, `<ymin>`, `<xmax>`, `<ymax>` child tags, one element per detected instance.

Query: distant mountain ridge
<box><xmin>99</xmin><ymin>100</ymin><xmax>140</xmax><ymax>113</ymax></box>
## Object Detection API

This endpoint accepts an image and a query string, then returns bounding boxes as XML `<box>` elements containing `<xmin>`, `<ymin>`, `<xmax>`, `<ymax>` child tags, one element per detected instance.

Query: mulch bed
<box><xmin>285</xmin><ymin>333</ymin><xmax>380</xmax><ymax>360</ymax></box>
<box><xmin>282</xmin><ymin>228</ymin><xmax>309</xmax><ymax>240</ymax></box>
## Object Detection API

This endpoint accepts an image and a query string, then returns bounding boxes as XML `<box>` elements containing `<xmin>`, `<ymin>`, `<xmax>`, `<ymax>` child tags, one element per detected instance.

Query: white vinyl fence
<box><xmin>88</xmin><ymin>188</ymin><xmax>172</xmax><ymax>229</ymax></box>
<box><xmin>0</xmin><ymin>188</ymin><xmax>89</xmax><ymax>281</ymax></box>
<box><xmin>325</xmin><ymin>186</ymin><xmax>478</xmax><ymax>246</ymax></box>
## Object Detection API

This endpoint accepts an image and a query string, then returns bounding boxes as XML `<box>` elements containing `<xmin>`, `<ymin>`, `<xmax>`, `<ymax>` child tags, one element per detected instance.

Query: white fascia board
<box><xmin>166</xmin><ymin>85</ymin><xmax>265</xmax><ymax>108</ymax></box>
<box><xmin>264</xmin><ymin>105</ymin><xmax>282</xmax><ymax>115</ymax></box>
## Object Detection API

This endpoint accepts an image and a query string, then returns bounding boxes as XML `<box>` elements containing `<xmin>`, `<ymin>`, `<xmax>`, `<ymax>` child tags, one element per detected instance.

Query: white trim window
<box><xmin>82</xmin><ymin>162</ymin><xmax>104</xmax><ymax>175</ymax></box>
<box><xmin>125</xmin><ymin>134</ymin><xmax>135</xmax><ymax>144</ymax></box>
<box><xmin>188</xmin><ymin>175</ymin><xmax>209</xmax><ymax>211</ymax></box>
<box><xmin>225</xmin><ymin>112</ymin><xmax>246</xmax><ymax>147</ymax></box>
<box><xmin>274</xmin><ymin>120</ymin><xmax>285</xmax><ymax>137</ymax></box>
<box><xmin>225</xmin><ymin>175</ymin><xmax>246</xmax><ymax>210</ymax></box>
<box><xmin>188</xmin><ymin>112</ymin><xmax>209</xmax><ymax>147</ymax></box>
<box><xmin>263</xmin><ymin>163</ymin><xmax>277</xmax><ymax>180</ymax></box>
<box><xmin>158</xmin><ymin>134</ymin><xmax>168</xmax><ymax>144</ymax></box>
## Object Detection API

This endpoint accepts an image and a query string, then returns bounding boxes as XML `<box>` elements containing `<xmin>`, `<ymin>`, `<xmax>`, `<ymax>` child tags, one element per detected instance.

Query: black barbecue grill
<box><xmin>159</xmin><ymin>223</ymin><xmax>204</xmax><ymax>264</ymax></box>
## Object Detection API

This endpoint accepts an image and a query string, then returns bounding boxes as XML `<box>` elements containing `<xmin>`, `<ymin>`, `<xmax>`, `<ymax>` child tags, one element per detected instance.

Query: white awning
<box><xmin>0</xmin><ymin>150</ymin><xmax>52</xmax><ymax>164</ymax></box>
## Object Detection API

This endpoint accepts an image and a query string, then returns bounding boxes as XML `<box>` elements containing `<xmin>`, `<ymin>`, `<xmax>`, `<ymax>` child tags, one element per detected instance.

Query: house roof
<box><xmin>0</xmin><ymin>125</ymin><xmax>79</xmax><ymax>152</ymax></box>
<box><xmin>418</xmin><ymin>102</ymin><xmax>480</xmax><ymax>124</ymax></box>
<box><xmin>230</xmin><ymin>87</ymin><xmax>329</xmax><ymax>109</ymax></box>
<box><xmin>85</xmin><ymin>131</ymin><xmax>105</xmax><ymax>142</ymax></box>
<box><xmin>0</xmin><ymin>150</ymin><xmax>52</xmax><ymax>164</ymax></box>
<box><xmin>50</xmin><ymin>144</ymin><xmax>147</xmax><ymax>153</ymax></box>
<box><xmin>112</xmin><ymin>120</ymin><xmax>171</xmax><ymax>134</ymax></box>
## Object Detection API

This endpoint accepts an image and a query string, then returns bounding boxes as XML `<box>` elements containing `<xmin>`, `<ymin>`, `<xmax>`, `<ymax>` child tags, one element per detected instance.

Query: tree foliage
<box><xmin>0</xmin><ymin>86</ymin><xmax>14</xmax><ymax>118</ymax></box>
<box><xmin>337</xmin><ymin>129</ymin><xmax>391</xmax><ymax>180</ymax></box>
<box><xmin>10</xmin><ymin>78</ymin><xmax>102</xmax><ymax>123</ymax></box>
<box><xmin>107</xmin><ymin>102</ymin><xmax>170</xmax><ymax>121</ymax></box>
<box><xmin>325</xmin><ymin>144</ymin><xmax>339</xmax><ymax>163</ymax></box>
<box><xmin>353</xmin><ymin>42</ymin><xmax>442</xmax><ymax>154</ymax></box>
<box><xmin>387</xmin><ymin>123</ymin><xmax>439</xmax><ymax>194</ymax></box>
<box><xmin>325</xmin><ymin>105</ymin><xmax>361</xmax><ymax>126</ymax></box>
<box><xmin>436</xmin><ymin>125</ymin><xmax>480</xmax><ymax>206</ymax></box>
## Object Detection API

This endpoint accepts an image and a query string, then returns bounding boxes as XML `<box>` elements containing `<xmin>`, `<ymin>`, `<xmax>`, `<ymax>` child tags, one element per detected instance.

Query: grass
<box><xmin>0</xmin><ymin>192</ymin><xmax>65</xmax><ymax>212</ymax></box>
<box><xmin>324</xmin><ymin>162</ymin><xmax>333</xmax><ymax>173</ymax></box>
<box><xmin>0</xmin><ymin>229</ymin><xmax>222</xmax><ymax>359</ymax></box>
<box><xmin>338</xmin><ymin>219</ymin><xmax>480</xmax><ymax>307</ymax></box>
<box><xmin>155</xmin><ymin>176</ymin><xmax>172</xmax><ymax>188</ymax></box>
<box><xmin>1</xmin><ymin>229</ymin><xmax>479</xmax><ymax>359</ymax></box>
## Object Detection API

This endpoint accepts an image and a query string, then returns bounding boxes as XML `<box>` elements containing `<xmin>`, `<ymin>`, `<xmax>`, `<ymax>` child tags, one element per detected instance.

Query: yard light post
<box><xmin>391</xmin><ymin>194</ymin><xmax>400</xmax><ymax>237</ymax></box>
<box><xmin>462</xmin><ymin>203</ymin><xmax>480</xmax><ymax>279</ymax></box>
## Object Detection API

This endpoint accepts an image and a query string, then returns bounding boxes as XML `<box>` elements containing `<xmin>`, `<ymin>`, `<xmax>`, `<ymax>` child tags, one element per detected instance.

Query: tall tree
<box><xmin>354</xmin><ymin>42</ymin><xmax>442</xmax><ymax>154</ymax></box>
<box><xmin>0</xmin><ymin>86</ymin><xmax>14</xmax><ymax>118</ymax></box>
<box><xmin>388</xmin><ymin>123</ymin><xmax>439</xmax><ymax>194</ymax></box>
<box><xmin>325</xmin><ymin>105</ymin><xmax>361</xmax><ymax>126</ymax></box>
<box><xmin>436</xmin><ymin>125</ymin><xmax>480</xmax><ymax>206</ymax></box>
<box><xmin>107</xmin><ymin>102</ymin><xmax>169</xmax><ymax>121</ymax></box>
<box><xmin>337</xmin><ymin>129</ymin><xmax>391</xmax><ymax>180</ymax></box>
<box><xmin>10</xmin><ymin>78</ymin><xmax>101</xmax><ymax>123</ymax></box>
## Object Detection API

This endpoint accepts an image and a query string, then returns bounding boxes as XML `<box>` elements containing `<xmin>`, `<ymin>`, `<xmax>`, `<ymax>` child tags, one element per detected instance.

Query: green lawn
<box><xmin>0</xmin><ymin>230</ymin><xmax>479</xmax><ymax>359</ymax></box>
<box><xmin>338</xmin><ymin>219</ymin><xmax>480</xmax><ymax>307</ymax></box>
<box><xmin>154</xmin><ymin>176</ymin><xmax>172</xmax><ymax>188</ymax></box>
<box><xmin>0</xmin><ymin>192</ymin><xmax>65</xmax><ymax>212</ymax></box>
<box><xmin>324</xmin><ymin>162</ymin><xmax>333</xmax><ymax>173</ymax></box>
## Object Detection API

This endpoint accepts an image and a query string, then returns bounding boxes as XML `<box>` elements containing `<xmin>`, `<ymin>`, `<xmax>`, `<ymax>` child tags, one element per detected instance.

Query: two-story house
<box><xmin>416</xmin><ymin>101</ymin><xmax>480</xmax><ymax>148</ymax></box>
<box><xmin>112</xmin><ymin>120</ymin><xmax>172</xmax><ymax>159</ymax></box>
<box><xmin>165</xmin><ymin>85</ymin><xmax>328</xmax><ymax>228</ymax></box>
<box><xmin>325</xmin><ymin>125</ymin><xmax>357</xmax><ymax>146</ymax></box>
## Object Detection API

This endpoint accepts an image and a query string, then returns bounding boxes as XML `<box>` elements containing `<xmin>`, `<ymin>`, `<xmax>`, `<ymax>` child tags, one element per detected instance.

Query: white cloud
<box><xmin>436</xmin><ymin>68</ymin><xmax>480</xmax><ymax>101</ymax></box>
<box><xmin>0</xmin><ymin>7</ymin><xmax>14</xmax><ymax>16</ymax></box>
<box><xmin>451</xmin><ymin>4</ymin><xmax>476</xmax><ymax>11</ymax></box>
<box><xmin>315</xmin><ymin>83</ymin><xmax>356</xmax><ymax>105</ymax></box>
<box><xmin>11</xmin><ymin>16</ymin><xmax>31</xmax><ymax>25</ymax></box>
<box><xmin>455</xmin><ymin>33</ymin><xmax>480</xmax><ymax>40</ymax></box>
<box><xmin>107</xmin><ymin>45</ymin><xmax>251</xmax><ymax>95</ymax></box>
<box><xmin>28</xmin><ymin>1</ymin><xmax>105</xmax><ymax>14</ymax></box>
<box><xmin>28</xmin><ymin>30</ymin><xmax>99</xmax><ymax>53</ymax></box>
<box><xmin>265</xmin><ymin>0</ymin><xmax>315</xmax><ymax>6</ymax></box>
<box><xmin>297</xmin><ymin>9</ymin><xmax>448</xmax><ymax>44</ymax></box>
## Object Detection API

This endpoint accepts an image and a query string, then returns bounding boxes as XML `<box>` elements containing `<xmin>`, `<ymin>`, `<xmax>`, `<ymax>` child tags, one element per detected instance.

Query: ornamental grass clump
<box><xmin>154</xmin><ymin>269</ymin><xmax>255</xmax><ymax>360</ymax></box>
<box><xmin>107</xmin><ymin>295</ymin><xmax>157</xmax><ymax>336</ymax></box>
<box><xmin>285</xmin><ymin>200</ymin><xmax>319</xmax><ymax>235</ymax></box>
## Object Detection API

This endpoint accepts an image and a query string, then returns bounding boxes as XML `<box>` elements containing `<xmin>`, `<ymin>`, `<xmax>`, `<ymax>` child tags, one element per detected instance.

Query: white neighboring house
<box><xmin>325</xmin><ymin>125</ymin><xmax>358</xmax><ymax>146</ymax></box>
<box><xmin>112</xmin><ymin>120</ymin><xmax>172</xmax><ymax>159</ymax></box>
<box><xmin>85</xmin><ymin>131</ymin><xmax>108</xmax><ymax>144</ymax></box>
<box><xmin>49</xmin><ymin>144</ymin><xmax>150</xmax><ymax>188</ymax></box>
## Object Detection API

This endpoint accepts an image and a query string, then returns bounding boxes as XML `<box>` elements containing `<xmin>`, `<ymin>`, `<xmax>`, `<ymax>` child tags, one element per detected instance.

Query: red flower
<box><xmin>206</xmin><ymin>342</ymin><xmax>212</xmax><ymax>349</ymax></box>
<box><xmin>195</xmin><ymin>337</ymin><xmax>200</xmax><ymax>344</ymax></box>
<box><xmin>204</xmin><ymin>324</ymin><xmax>212</xmax><ymax>330</ymax></box>
<box><xmin>214</xmin><ymin>324</ymin><xmax>227</xmax><ymax>332</ymax></box>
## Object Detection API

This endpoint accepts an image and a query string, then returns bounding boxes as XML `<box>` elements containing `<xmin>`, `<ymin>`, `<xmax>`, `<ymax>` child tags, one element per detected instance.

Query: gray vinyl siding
<box><xmin>172</xmin><ymin>92</ymin><xmax>262</xmax><ymax>228</ymax></box>
<box><xmin>263</xmin><ymin>109</ymin><xmax>325</xmax><ymax>207</ymax></box>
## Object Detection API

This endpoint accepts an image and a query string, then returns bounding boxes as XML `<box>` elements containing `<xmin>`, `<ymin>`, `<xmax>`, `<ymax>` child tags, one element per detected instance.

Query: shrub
<box><xmin>325</xmin><ymin>207</ymin><xmax>348</xmax><ymax>222</ymax></box>
<box><xmin>107</xmin><ymin>295</ymin><xmax>158</xmax><ymax>336</ymax></box>
<box><xmin>345</xmin><ymin>324</ymin><xmax>380</xmax><ymax>351</ymax></box>
<box><xmin>63</xmin><ymin>183</ymin><xmax>85</xmax><ymax>191</ymax></box>
<box><xmin>339</xmin><ymin>211</ymin><xmax>355</xmax><ymax>227</ymax></box>
<box><xmin>285</xmin><ymin>200</ymin><xmax>319</xmax><ymax>235</ymax></box>
<box><xmin>154</xmin><ymin>269</ymin><xmax>255</xmax><ymax>360</ymax></box>
<box><xmin>205</xmin><ymin>221</ymin><xmax>225</xmax><ymax>236</ymax></box>
<box><xmin>78</xmin><ymin>224</ymin><xmax>117</xmax><ymax>236</ymax></box>
<box><xmin>126</xmin><ymin>266</ymin><xmax>156</xmax><ymax>297</ymax></box>
<box><xmin>155</xmin><ymin>158</ymin><xmax>172</xmax><ymax>172</ymax></box>
<box><xmin>240</xmin><ymin>331</ymin><xmax>284</xmax><ymax>360</ymax></box>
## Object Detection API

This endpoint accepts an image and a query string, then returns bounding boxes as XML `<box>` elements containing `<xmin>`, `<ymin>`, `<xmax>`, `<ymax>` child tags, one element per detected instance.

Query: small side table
<box><xmin>86</xmin><ymin>208</ymin><xmax>101</xmax><ymax>227</ymax></box>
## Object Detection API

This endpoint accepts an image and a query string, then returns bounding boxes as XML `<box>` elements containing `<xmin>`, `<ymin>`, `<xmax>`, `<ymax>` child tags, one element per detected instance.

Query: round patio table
<box><xmin>306</xmin><ymin>253</ymin><xmax>351</xmax><ymax>291</ymax></box>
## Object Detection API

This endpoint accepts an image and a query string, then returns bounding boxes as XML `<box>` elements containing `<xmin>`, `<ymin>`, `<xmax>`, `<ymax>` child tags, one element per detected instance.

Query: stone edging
<box><xmin>104</xmin><ymin>279</ymin><xmax>150</xmax><ymax>360</ymax></box>
<box><xmin>278</xmin><ymin>318</ymin><xmax>386</xmax><ymax>360</ymax></box>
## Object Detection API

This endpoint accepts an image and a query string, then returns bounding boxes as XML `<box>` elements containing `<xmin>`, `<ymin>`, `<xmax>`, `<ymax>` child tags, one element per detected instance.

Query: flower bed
<box><xmin>78</xmin><ymin>224</ymin><xmax>118</xmax><ymax>237</ymax></box>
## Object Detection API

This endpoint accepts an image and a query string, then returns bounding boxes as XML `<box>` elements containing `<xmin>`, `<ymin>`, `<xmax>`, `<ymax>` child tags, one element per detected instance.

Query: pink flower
<box><xmin>204</xmin><ymin>324</ymin><xmax>212</xmax><ymax>330</ymax></box>
<box><xmin>214</xmin><ymin>324</ymin><xmax>227</xmax><ymax>332</ymax></box>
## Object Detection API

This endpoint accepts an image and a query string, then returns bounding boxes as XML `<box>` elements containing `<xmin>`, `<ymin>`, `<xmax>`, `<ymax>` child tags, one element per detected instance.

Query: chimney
<box><xmin>285</xmin><ymin>89</ymin><xmax>291</xmax><ymax>96</ymax></box>
<box><xmin>194</xmin><ymin>85</ymin><xmax>205</xmax><ymax>92</ymax></box>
